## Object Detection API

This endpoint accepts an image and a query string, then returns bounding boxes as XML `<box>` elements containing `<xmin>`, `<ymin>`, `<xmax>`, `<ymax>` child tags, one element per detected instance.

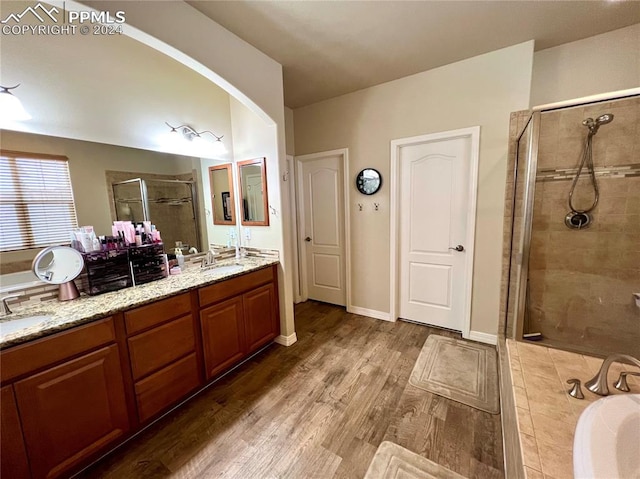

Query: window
<box><xmin>0</xmin><ymin>150</ymin><xmax>78</xmax><ymax>252</ymax></box>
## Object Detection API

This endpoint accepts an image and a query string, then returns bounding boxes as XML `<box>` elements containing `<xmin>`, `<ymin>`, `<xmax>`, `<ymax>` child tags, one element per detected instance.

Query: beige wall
<box><xmin>285</xmin><ymin>107</ymin><xmax>295</xmax><ymax>155</ymax></box>
<box><xmin>531</xmin><ymin>24</ymin><xmax>640</xmax><ymax>107</ymax></box>
<box><xmin>294</xmin><ymin>41</ymin><xmax>534</xmax><ymax>335</ymax></box>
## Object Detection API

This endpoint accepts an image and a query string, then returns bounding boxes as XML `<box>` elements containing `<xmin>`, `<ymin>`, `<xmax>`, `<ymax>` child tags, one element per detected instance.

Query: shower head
<box><xmin>582</xmin><ymin>113</ymin><xmax>613</xmax><ymax>135</ymax></box>
<box><xmin>596</xmin><ymin>113</ymin><xmax>614</xmax><ymax>125</ymax></box>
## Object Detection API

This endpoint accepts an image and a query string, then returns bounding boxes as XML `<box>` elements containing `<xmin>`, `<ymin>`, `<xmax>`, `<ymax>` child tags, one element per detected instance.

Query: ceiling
<box><xmin>187</xmin><ymin>1</ymin><xmax>640</xmax><ymax>109</ymax></box>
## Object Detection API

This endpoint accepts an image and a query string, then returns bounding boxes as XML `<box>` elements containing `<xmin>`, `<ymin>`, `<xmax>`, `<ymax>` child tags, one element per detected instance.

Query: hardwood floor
<box><xmin>79</xmin><ymin>301</ymin><xmax>504</xmax><ymax>479</ymax></box>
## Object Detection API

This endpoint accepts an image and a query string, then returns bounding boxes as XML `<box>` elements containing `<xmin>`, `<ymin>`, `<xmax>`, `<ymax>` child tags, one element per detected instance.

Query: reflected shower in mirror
<box><xmin>209</xmin><ymin>163</ymin><xmax>235</xmax><ymax>225</ymax></box>
<box><xmin>238</xmin><ymin>157</ymin><xmax>269</xmax><ymax>226</ymax></box>
<box><xmin>110</xmin><ymin>174</ymin><xmax>201</xmax><ymax>253</ymax></box>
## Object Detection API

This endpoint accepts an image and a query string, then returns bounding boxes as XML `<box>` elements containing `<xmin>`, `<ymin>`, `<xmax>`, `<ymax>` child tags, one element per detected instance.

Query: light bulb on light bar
<box><xmin>0</xmin><ymin>84</ymin><xmax>31</xmax><ymax>121</ymax></box>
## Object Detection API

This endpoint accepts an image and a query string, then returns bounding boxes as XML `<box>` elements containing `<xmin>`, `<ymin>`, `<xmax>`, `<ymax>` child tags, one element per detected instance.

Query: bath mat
<box><xmin>364</xmin><ymin>441</ymin><xmax>466</xmax><ymax>479</ymax></box>
<box><xmin>409</xmin><ymin>335</ymin><xmax>499</xmax><ymax>414</ymax></box>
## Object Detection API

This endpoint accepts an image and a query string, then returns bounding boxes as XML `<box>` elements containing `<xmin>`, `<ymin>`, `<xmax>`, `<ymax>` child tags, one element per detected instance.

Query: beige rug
<box><xmin>364</xmin><ymin>442</ymin><xmax>466</xmax><ymax>479</ymax></box>
<box><xmin>409</xmin><ymin>335</ymin><xmax>499</xmax><ymax>414</ymax></box>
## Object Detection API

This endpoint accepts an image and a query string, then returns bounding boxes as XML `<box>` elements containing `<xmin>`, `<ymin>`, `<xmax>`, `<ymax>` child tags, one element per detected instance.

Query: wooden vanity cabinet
<box><xmin>1</xmin><ymin>317</ymin><xmax>130</xmax><ymax>479</ymax></box>
<box><xmin>123</xmin><ymin>292</ymin><xmax>203</xmax><ymax>423</ymax></box>
<box><xmin>0</xmin><ymin>264</ymin><xmax>280</xmax><ymax>478</ymax></box>
<box><xmin>201</xmin><ymin>296</ymin><xmax>246</xmax><ymax>379</ymax></box>
<box><xmin>1</xmin><ymin>385</ymin><xmax>30</xmax><ymax>479</ymax></box>
<box><xmin>14</xmin><ymin>345</ymin><xmax>129</xmax><ymax>479</ymax></box>
<box><xmin>199</xmin><ymin>265</ymin><xmax>280</xmax><ymax>380</ymax></box>
<box><xmin>244</xmin><ymin>282</ymin><xmax>278</xmax><ymax>354</ymax></box>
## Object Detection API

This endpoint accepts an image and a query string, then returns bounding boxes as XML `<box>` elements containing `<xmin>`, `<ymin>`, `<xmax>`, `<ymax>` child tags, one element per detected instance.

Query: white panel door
<box><xmin>399</xmin><ymin>135</ymin><xmax>470</xmax><ymax>330</ymax></box>
<box><xmin>299</xmin><ymin>155</ymin><xmax>346</xmax><ymax>306</ymax></box>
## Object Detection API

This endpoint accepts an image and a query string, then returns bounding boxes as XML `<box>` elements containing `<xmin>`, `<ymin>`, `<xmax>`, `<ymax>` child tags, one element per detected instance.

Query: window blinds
<box><xmin>0</xmin><ymin>151</ymin><xmax>78</xmax><ymax>252</ymax></box>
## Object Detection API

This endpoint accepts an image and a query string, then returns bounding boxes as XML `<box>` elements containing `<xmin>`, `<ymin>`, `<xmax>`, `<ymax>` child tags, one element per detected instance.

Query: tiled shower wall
<box><xmin>527</xmin><ymin>96</ymin><xmax>639</xmax><ymax>356</ymax></box>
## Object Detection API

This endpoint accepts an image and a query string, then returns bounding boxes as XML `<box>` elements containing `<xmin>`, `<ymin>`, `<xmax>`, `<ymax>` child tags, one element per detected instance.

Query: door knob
<box><xmin>305</xmin><ymin>237</ymin><xmax>312</xmax><ymax>242</ymax></box>
<box><xmin>448</xmin><ymin>245</ymin><xmax>464</xmax><ymax>252</ymax></box>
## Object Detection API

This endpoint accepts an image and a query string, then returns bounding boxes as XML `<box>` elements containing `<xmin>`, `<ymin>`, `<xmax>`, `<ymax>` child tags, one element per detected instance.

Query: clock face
<box><xmin>356</xmin><ymin>168</ymin><xmax>382</xmax><ymax>195</ymax></box>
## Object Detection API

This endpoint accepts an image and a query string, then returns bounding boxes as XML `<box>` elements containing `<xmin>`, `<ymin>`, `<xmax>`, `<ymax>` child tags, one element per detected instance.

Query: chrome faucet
<box><xmin>201</xmin><ymin>249</ymin><xmax>217</xmax><ymax>268</ymax></box>
<box><xmin>585</xmin><ymin>354</ymin><xmax>640</xmax><ymax>396</ymax></box>
<box><xmin>0</xmin><ymin>295</ymin><xmax>20</xmax><ymax>316</ymax></box>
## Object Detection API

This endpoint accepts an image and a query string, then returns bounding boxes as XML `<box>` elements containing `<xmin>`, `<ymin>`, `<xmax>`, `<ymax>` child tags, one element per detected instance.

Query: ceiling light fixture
<box><xmin>0</xmin><ymin>84</ymin><xmax>31</xmax><ymax>121</ymax></box>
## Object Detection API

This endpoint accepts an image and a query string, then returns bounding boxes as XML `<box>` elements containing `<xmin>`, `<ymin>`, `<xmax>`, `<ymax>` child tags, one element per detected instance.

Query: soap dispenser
<box><xmin>174</xmin><ymin>247</ymin><xmax>185</xmax><ymax>268</ymax></box>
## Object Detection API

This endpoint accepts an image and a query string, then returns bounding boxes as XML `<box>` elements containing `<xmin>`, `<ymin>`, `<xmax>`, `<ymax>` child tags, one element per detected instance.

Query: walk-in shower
<box><xmin>504</xmin><ymin>95</ymin><xmax>639</xmax><ymax>357</ymax></box>
<box><xmin>564</xmin><ymin>113</ymin><xmax>614</xmax><ymax>229</ymax></box>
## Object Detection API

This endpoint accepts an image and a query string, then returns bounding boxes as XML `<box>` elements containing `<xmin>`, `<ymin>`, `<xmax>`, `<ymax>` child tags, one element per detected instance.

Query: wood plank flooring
<box><xmin>79</xmin><ymin>301</ymin><xmax>504</xmax><ymax>479</ymax></box>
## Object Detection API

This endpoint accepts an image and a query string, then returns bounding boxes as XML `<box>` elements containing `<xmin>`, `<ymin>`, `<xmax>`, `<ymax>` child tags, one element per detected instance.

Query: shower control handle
<box><xmin>448</xmin><ymin>245</ymin><xmax>464</xmax><ymax>252</ymax></box>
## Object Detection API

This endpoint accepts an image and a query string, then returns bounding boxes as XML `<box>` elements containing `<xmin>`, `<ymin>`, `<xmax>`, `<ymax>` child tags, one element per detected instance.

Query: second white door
<box><xmin>398</xmin><ymin>133</ymin><xmax>473</xmax><ymax>331</ymax></box>
<box><xmin>297</xmin><ymin>153</ymin><xmax>346</xmax><ymax>306</ymax></box>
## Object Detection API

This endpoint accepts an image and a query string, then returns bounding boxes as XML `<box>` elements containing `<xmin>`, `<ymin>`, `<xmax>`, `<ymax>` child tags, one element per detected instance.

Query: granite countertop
<box><xmin>0</xmin><ymin>257</ymin><xmax>279</xmax><ymax>350</ymax></box>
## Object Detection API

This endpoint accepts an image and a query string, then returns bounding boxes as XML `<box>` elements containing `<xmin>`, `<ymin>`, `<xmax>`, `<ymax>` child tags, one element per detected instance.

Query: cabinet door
<box><xmin>200</xmin><ymin>296</ymin><xmax>245</xmax><ymax>380</ymax></box>
<box><xmin>15</xmin><ymin>345</ymin><xmax>130</xmax><ymax>479</ymax></box>
<box><xmin>1</xmin><ymin>385</ymin><xmax>30</xmax><ymax>479</ymax></box>
<box><xmin>243</xmin><ymin>283</ymin><xmax>279</xmax><ymax>353</ymax></box>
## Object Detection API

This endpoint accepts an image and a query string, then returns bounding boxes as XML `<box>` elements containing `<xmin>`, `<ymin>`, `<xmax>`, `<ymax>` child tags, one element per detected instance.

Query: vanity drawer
<box><xmin>198</xmin><ymin>266</ymin><xmax>274</xmax><ymax>307</ymax></box>
<box><xmin>127</xmin><ymin>314</ymin><xmax>195</xmax><ymax>381</ymax></box>
<box><xmin>134</xmin><ymin>352</ymin><xmax>200</xmax><ymax>423</ymax></box>
<box><xmin>124</xmin><ymin>293</ymin><xmax>191</xmax><ymax>335</ymax></box>
<box><xmin>1</xmin><ymin>317</ymin><xmax>116</xmax><ymax>384</ymax></box>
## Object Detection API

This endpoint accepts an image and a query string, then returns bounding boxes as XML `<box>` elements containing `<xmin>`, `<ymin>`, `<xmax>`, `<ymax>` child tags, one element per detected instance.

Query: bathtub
<box><xmin>573</xmin><ymin>393</ymin><xmax>640</xmax><ymax>479</ymax></box>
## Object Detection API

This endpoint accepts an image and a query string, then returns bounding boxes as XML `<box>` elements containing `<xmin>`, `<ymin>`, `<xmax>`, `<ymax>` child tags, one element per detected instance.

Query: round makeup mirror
<box><xmin>32</xmin><ymin>246</ymin><xmax>84</xmax><ymax>301</ymax></box>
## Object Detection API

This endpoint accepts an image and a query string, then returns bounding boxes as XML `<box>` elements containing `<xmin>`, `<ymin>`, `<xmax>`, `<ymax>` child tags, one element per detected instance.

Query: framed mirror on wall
<box><xmin>209</xmin><ymin>163</ymin><xmax>235</xmax><ymax>225</ymax></box>
<box><xmin>238</xmin><ymin>157</ymin><xmax>269</xmax><ymax>226</ymax></box>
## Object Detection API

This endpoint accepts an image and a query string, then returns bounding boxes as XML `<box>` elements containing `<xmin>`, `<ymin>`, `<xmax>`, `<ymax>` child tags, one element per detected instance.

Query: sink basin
<box><xmin>574</xmin><ymin>393</ymin><xmax>640</xmax><ymax>478</ymax></box>
<box><xmin>0</xmin><ymin>315</ymin><xmax>51</xmax><ymax>339</ymax></box>
<box><xmin>203</xmin><ymin>264</ymin><xmax>244</xmax><ymax>276</ymax></box>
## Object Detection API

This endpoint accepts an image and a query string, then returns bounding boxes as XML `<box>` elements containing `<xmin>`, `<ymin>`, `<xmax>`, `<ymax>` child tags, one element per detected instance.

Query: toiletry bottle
<box><xmin>174</xmin><ymin>248</ymin><xmax>185</xmax><ymax>268</ymax></box>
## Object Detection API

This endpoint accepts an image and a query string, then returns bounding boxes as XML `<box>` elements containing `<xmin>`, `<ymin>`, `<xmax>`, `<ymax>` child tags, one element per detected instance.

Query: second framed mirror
<box><xmin>209</xmin><ymin>163</ymin><xmax>236</xmax><ymax>225</ymax></box>
<box><xmin>238</xmin><ymin>157</ymin><xmax>269</xmax><ymax>226</ymax></box>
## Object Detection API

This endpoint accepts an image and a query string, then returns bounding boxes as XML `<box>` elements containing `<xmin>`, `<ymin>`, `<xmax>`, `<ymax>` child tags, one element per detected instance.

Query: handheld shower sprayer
<box><xmin>565</xmin><ymin>112</ymin><xmax>614</xmax><ymax>229</ymax></box>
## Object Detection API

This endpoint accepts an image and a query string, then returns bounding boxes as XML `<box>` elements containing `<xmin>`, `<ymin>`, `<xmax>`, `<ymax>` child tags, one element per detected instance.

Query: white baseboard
<box><xmin>466</xmin><ymin>330</ymin><xmax>497</xmax><ymax>345</ymax></box>
<box><xmin>274</xmin><ymin>332</ymin><xmax>298</xmax><ymax>346</ymax></box>
<box><xmin>347</xmin><ymin>306</ymin><xmax>394</xmax><ymax>322</ymax></box>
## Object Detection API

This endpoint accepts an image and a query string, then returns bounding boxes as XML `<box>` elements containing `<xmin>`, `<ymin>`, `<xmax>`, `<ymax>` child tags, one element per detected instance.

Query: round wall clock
<box><xmin>356</xmin><ymin>168</ymin><xmax>382</xmax><ymax>195</ymax></box>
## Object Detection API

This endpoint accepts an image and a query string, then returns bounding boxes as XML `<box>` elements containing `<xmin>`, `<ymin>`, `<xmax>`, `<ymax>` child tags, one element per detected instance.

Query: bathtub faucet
<box><xmin>585</xmin><ymin>354</ymin><xmax>640</xmax><ymax>396</ymax></box>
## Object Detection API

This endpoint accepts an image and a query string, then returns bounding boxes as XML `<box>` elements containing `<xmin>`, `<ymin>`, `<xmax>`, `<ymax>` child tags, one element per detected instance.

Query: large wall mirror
<box><xmin>209</xmin><ymin>163</ymin><xmax>235</xmax><ymax>225</ymax></box>
<box><xmin>238</xmin><ymin>157</ymin><xmax>269</xmax><ymax>226</ymax></box>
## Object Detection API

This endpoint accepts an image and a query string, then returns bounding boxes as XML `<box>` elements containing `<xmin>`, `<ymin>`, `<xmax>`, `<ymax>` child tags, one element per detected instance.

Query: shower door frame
<box><xmin>509</xmin><ymin>112</ymin><xmax>540</xmax><ymax>341</ymax></box>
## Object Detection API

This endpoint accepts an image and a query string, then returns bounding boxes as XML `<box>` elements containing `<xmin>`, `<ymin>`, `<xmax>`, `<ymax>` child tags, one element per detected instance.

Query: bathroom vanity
<box><xmin>0</xmin><ymin>259</ymin><xmax>280</xmax><ymax>479</ymax></box>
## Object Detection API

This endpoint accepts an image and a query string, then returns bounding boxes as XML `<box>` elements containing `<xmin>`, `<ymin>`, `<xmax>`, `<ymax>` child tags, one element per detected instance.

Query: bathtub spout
<box><xmin>585</xmin><ymin>354</ymin><xmax>640</xmax><ymax>396</ymax></box>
